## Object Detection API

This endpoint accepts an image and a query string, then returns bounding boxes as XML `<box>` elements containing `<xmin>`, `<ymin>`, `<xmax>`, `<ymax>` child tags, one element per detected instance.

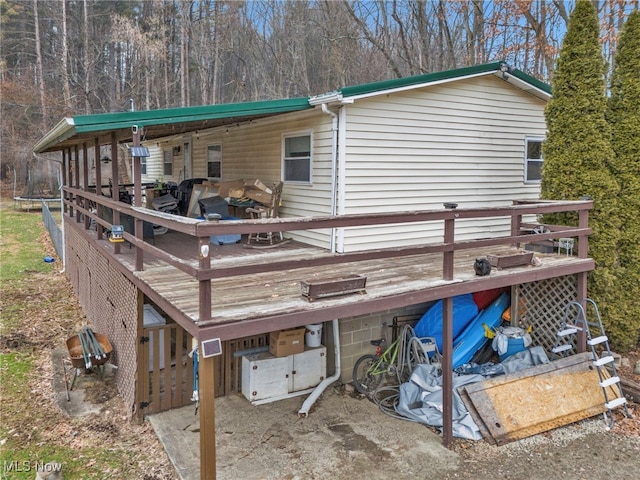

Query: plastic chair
<box><xmin>558</xmin><ymin>238</ymin><xmax>574</xmax><ymax>256</ymax></box>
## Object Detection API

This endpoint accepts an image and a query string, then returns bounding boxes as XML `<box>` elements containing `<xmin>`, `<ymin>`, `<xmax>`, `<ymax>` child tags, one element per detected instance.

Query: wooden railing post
<box><xmin>511</xmin><ymin>212</ymin><xmax>523</xmax><ymax>248</ymax></box>
<box><xmin>199</xmin><ymin>236</ymin><xmax>212</xmax><ymax>322</ymax></box>
<box><xmin>443</xmin><ymin>217</ymin><xmax>455</xmax><ymax>281</ymax></box>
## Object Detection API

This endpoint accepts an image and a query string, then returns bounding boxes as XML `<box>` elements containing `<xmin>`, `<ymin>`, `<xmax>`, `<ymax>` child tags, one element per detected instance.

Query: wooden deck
<box><xmin>99</xmin><ymin>229</ymin><xmax>593</xmax><ymax>341</ymax></box>
<box><xmin>65</xmin><ymin>194</ymin><xmax>595</xmax><ymax>342</ymax></box>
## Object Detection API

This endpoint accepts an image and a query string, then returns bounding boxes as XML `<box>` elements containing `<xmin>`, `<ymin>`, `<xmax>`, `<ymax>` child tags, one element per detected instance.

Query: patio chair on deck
<box><xmin>246</xmin><ymin>181</ymin><xmax>284</xmax><ymax>246</ymax></box>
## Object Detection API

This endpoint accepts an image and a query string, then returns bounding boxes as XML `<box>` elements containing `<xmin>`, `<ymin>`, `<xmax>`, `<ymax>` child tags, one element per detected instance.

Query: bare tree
<box><xmin>33</xmin><ymin>0</ymin><xmax>47</xmax><ymax>128</ymax></box>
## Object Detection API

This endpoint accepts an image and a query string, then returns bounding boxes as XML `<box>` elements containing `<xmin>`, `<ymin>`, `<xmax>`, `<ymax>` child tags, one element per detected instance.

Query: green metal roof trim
<box><xmin>509</xmin><ymin>68</ymin><xmax>552</xmax><ymax>95</ymax></box>
<box><xmin>35</xmin><ymin>62</ymin><xmax>551</xmax><ymax>153</ymax></box>
<box><xmin>338</xmin><ymin>61</ymin><xmax>551</xmax><ymax>98</ymax></box>
<box><xmin>72</xmin><ymin>97</ymin><xmax>312</xmax><ymax>133</ymax></box>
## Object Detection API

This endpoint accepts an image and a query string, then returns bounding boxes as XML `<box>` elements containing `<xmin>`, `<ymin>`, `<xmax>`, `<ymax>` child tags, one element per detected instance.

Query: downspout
<box><xmin>321</xmin><ymin>103</ymin><xmax>339</xmax><ymax>253</ymax></box>
<box><xmin>298</xmin><ymin>319</ymin><xmax>340</xmax><ymax>417</ymax></box>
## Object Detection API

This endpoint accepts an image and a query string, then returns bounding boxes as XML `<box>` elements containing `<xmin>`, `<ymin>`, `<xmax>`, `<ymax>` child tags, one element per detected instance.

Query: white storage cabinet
<box><xmin>242</xmin><ymin>346</ymin><xmax>326</xmax><ymax>404</ymax></box>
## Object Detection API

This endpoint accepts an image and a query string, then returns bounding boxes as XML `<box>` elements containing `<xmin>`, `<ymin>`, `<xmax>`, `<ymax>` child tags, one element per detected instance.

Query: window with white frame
<box><xmin>207</xmin><ymin>144</ymin><xmax>222</xmax><ymax>180</ymax></box>
<box><xmin>163</xmin><ymin>149</ymin><xmax>173</xmax><ymax>176</ymax></box>
<box><xmin>282</xmin><ymin>132</ymin><xmax>311</xmax><ymax>184</ymax></box>
<box><xmin>525</xmin><ymin>137</ymin><xmax>544</xmax><ymax>183</ymax></box>
<box><xmin>141</xmin><ymin>156</ymin><xmax>147</xmax><ymax>175</ymax></box>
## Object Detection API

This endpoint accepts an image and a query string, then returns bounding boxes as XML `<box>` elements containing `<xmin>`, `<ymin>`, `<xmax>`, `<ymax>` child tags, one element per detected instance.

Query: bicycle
<box><xmin>352</xmin><ymin>337</ymin><xmax>399</xmax><ymax>395</ymax></box>
<box><xmin>352</xmin><ymin>325</ymin><xmax>437</xmax><ymax>395</ymax></box>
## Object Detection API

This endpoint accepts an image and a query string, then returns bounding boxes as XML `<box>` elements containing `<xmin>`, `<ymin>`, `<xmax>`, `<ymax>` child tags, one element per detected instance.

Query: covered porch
<box><xmin>59</xmin><ymin>185</ymin><xmax>593</xmax><ymax>479</ymax></box>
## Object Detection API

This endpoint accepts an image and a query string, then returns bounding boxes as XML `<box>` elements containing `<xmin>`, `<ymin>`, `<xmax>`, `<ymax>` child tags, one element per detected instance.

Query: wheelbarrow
<box><xmin>65</xmin><ymin>329</ymin><xmax>112</xmax><ymax>390</ymax></box>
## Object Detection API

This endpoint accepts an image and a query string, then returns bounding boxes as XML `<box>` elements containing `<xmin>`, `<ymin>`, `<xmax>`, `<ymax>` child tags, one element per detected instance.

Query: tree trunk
<box><xmin>83</xmin><ymin>0</ymin><xmax>91</xmax><ymax>113</ymax></box>
<box><xmin>33</xmin><ymin>0</ymin><xmax>47</xmax><ymax>129</ymax></box>
<box><xmin>61</xmin><ymin>0</ymin><xmax>71</xmax><ymax>111</ymax></box>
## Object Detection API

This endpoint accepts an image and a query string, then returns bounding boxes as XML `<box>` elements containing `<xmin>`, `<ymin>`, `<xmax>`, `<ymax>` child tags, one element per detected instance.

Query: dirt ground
<box><xmin>147</xmin><ymin>382</ymin><xmax>640</xmax><ymax>480</ymax></box>
<box><xmin>1</xmin><ymin>198</ymin><xmax>639</xmax><ymax>480</ymax></box>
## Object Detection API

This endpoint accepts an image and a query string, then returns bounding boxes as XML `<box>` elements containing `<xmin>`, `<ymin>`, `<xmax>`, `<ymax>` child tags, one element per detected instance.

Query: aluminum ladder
<box><xmin>552</xmin><ymin>299</ymin><xmax>631</xmax><ymax>428</ymax></box>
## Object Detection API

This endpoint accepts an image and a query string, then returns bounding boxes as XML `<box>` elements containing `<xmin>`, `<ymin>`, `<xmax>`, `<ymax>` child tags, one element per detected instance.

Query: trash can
<box><xmin>305</xmin><ymin>324</ymin><xmax>322</xmax><ymax>347</ymax></box>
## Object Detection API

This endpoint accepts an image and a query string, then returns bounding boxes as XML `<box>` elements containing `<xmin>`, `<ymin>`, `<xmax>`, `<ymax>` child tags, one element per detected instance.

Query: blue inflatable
<box><xmin>414</xmin><ymin>294</ymin><xmax>479</xmax><ymax>352</ymax></box>
<box><xmin>451</xmin><ymin>291</ymin><xmax>511</xmax><ymax>369</ymax></box>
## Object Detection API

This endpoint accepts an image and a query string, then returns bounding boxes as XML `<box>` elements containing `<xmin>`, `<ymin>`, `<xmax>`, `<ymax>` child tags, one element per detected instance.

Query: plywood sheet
<box><xmin>460</xmin><ymin>353</ymin><xmax>615</xmax><ymax>445</ymax></box>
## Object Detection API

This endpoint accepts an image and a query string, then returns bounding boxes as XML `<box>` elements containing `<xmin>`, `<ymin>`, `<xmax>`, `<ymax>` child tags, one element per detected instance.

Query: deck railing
<box><xmin>62</xmin><ymin>186</ymin><xmax>593</xmax><ymax>324</ymax></box>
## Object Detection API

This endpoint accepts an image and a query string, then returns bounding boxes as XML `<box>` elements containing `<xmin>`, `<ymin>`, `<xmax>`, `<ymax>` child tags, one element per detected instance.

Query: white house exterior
<box><xmin>141</xmin><ymin>62</ymin><xmax>550</xmax><ymax>252</ymax></box>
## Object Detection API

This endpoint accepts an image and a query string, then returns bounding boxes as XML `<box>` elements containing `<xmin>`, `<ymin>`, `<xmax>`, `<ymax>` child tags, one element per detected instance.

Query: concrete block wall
<box><xmin>329</xmin><ymin>302</ymin><xmax>434</xmax><ymax>385</ymax></box>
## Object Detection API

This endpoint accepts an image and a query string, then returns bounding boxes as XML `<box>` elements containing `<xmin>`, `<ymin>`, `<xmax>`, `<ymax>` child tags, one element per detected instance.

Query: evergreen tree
<box><xmin>607</xmin><ymin>11</ymin><xmax>640</xmax><ymax>351</ymax></box>
<box><xmin>541</xmin><ymin>1</ymin><xmax>621</xmax><ymax>346</ymax></box>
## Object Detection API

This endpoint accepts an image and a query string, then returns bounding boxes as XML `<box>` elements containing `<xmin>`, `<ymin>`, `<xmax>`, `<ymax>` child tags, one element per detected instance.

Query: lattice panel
<box><xmin>515</xmin><ymin>275</ymin><xmax>577</xmax><ymax>353</ymax></box>
<box><xmin>65</xmin><ymin>223</ymin><xmax>139</xmax><ymax>418</ymax></box>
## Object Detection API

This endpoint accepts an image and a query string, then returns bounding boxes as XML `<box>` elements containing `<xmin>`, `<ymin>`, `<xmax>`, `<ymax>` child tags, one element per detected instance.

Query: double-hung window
<box><xmin>525</xmin><ymin>137</ymin><xmax>544</xmax><ymax>183</ymax></box>
<box><xmin>283</xmin><ymin>132</ymin><xmax>311</xmax><ymax>184</ymax></box>
<box><xmin>163</xmin><ymin>149</ymin><xmax>173</xmax><ymax>176</ymax></box>
<box><xmin>207</xmin><ymin>144</ymin><xmax>222</xmax><ymax>180</ymax></box>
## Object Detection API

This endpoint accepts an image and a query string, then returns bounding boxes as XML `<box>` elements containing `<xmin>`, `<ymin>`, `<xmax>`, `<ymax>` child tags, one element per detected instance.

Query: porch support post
<box><xmin>82</xmin><ymin>142</ymin><xmax>90</xmax><ymax>230</ymax></box>
<box><xmin>132</xmin><ymin>127</ymin><xmax>143</xmax><ymax>271</ymax></box>
<box><xmin>576</xmin><ymin>208</ymin><xmax>590</xmax><ymax>353</ymax></box>
<box><xmin>62</xmin><ymin>149</ymin><xmax>68</xmax><ymax>215</ymax></box>
<box><xmin>199</xmin><ymin>353</ymin><xmax>217</xmax><ymax>480</ymax></box>
<box><xmin>135</xmin><ymin>289</ymin><xmax>147</xmax><ymax>421</ymax></box>
<box><xmin>74</xmin><ymin>145</ymin><xmax>81</xmax><ymax>223</ymax></box>
<box><xmin>94</xmin><ymin>138</ymin><xmax>103</xmax><ymax>240</ymax></box>
<box><xmin>441</xmin><ymin>296</ymin><xmax>453</xmax><ymax>447</ymax></box>
<box><xmin>111</xmin><ymin>132</ymin><xmax>121</xmax><ymax>255</ymax></box>
<box><xmin>442</xmin><ymin>216</ymin><xmax>455</xmax><ymax>447</ymax></box>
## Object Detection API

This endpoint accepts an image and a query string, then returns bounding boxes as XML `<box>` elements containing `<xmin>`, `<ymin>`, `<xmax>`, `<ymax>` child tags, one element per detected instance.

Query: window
<box><xmin>525</xmin><ymin>137</ymin><xmax>544</xmax><ymax>183</ymax></box>
<box><xmin>283</xmin><ymin>133</ymin><xmax>311</xmax><ymax>183</ymax></box>
<box><xmin>207</xmin><ymin>144</ymin><xmax>222</xmax><ymax>180</ymax></box>
<box><xmin>163</xmin><ymin>149</ymin><xmax>173</xmax><ymax>176</ymax></box>
<box><xmin>141</xmin><ymin>157</ymin><xmax>147</xmax><ymax>175</ymax></box>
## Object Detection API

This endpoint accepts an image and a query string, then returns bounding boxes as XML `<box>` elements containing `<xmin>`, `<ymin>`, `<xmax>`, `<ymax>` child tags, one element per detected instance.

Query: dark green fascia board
<box><xmin>72</xmin><ymin>97</ymin><xmax>312</xmax><ymax>133</ymax></box>
<box><xmin>339</xmin><ymin>61</ymin><xmax>551</xmax><ymax>97</ymax></box>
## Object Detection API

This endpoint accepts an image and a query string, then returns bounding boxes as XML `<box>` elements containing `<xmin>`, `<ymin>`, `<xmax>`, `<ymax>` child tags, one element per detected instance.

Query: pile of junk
<box><xmin>352</xmin><ymin>290</ymin><xmax>631</xmax><ymax>445</ymax></box>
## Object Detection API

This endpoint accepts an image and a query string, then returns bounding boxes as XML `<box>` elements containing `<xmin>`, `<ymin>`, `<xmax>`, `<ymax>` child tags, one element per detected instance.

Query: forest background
<box><xmin>1</xmin><ymin>0</ymin><xmax>637</xmax><ymax>185</ymax></box>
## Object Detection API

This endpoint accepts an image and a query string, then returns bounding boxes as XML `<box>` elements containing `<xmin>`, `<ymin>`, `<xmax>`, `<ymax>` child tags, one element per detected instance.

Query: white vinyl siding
<box><xmin>181</xmin><ymin>110</ymin><xmax>334</xmax><ymax>248</ymax></box>
<box><xmin>340</xmin><ymin>74</ymin><xmax>546</xmax><ymax>252</ymax></box>
<box><xmin>142</xmin><ymin>74</ymin><xmax>547</xmax><ymax>253</ymax></box>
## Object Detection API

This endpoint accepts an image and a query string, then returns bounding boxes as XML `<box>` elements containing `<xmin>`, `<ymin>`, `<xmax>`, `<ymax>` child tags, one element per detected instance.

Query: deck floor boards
<box><xmin>103</xmin><ymin>231</ymin><xmax>591</xmax><ymax>331</ymax></box>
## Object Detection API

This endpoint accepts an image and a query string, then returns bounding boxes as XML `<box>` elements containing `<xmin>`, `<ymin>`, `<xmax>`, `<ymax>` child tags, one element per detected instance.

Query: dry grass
<box><xmin>0</xmin><ymin>197</ymin><xmax>177</xmax><ymax>479</ymax></box>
